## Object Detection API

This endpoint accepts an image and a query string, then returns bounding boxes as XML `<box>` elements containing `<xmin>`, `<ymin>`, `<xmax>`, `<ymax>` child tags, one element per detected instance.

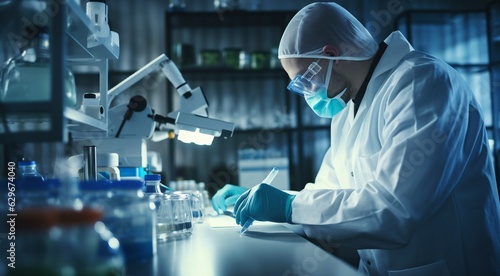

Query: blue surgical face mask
<box><xmin>305</xmin><ymin>86</ymin><xmax>347</xmax><ymax>118</ymax></box>
<box><xmin>288</xmin><ymin>60</ymin><xmax>347</xmax><ymax>118</ymax></box>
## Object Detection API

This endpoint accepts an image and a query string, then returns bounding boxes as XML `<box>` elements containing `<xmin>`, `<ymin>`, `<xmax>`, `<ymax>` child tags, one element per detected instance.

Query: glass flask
<box><xmin>0</xmin><ymin>27</ymin><xmax>77</xmax><ymax>108</ymax></box>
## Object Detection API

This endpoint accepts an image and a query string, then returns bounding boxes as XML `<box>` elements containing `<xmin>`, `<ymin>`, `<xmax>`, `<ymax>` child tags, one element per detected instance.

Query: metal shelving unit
<box><xmin>0</xmin><ymin>0</ymin><xmax>119</xmax><ymax>143</ymax></box>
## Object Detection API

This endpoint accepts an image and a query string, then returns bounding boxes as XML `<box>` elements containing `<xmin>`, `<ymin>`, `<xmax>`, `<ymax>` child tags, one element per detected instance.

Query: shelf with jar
<box><xmin>165</xmin><ymin>10</ymin><xmax>293</xmax><ymax>72</ymax></box>
<box><xmin>0</xmin><ymin>0</ymin><xmax>119</xmax><ymax>143</ymax></box>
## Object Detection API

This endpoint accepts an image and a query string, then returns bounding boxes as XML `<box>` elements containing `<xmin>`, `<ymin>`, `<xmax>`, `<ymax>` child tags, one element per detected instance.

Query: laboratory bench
<box><xmin>126</xmin><ymin>222</ymin><xmax>360</xmax><ymax>276</ymax></box>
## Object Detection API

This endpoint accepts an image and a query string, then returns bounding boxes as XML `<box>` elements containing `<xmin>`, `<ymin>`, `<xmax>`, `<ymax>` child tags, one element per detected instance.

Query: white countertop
<box><xmin>126</xmin><ymin>219</ymin><xmax>360</xmax><ymax>276</ymax></box>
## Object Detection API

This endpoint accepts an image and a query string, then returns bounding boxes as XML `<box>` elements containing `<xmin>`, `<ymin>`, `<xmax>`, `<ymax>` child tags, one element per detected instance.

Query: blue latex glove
<box><xmin>211</xmin><ymin>184</ymin><xmax>248</xmax><ymax>214</ymax></box>
<box><xmin>234</xmin><ymin>183</ymin><xmax>295</xmax><ymax>226</ymax></box>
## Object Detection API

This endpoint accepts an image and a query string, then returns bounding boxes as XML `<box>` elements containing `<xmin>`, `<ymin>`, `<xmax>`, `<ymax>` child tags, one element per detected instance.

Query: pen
<box><xmin>223</xmin><ymin>210</ymin><xmax>235</xmax><ymax>218</ymax></box>
<box><xmin>240</xmin><ymin>167</ymin><xmax>279</xmax><ymax>234</ymax></box>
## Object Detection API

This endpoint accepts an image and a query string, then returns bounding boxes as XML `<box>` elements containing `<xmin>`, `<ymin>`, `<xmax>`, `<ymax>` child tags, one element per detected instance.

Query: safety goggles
<box><xmin>287</xmin><ymin>60</ymin><xmax>324</xmax><ymax>97</ymax></box>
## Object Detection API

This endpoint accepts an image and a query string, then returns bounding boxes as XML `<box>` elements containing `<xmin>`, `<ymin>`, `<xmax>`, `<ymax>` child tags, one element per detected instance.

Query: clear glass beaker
<box><xmin>150</xmin><ymin>191</ymin><xmax>193</xmax><ymax>241</ymax></box>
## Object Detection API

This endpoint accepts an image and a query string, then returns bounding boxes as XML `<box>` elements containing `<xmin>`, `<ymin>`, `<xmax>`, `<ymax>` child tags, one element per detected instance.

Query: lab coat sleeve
<box><xmin>292</xmin><ymin>56</ymin><xmax>474</xmax><ymax>249</ymax></box>
<box><xmin>303</xmin><ymin>147</ymin><xmax>342</xmax><ymax>190</ymax></box>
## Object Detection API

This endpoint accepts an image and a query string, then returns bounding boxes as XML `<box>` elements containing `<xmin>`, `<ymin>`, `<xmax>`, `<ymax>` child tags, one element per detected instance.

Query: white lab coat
<box><xmin>292</xmin><ymin>31</ymin><xmax>500</xmax><ymax>275</ymax></box>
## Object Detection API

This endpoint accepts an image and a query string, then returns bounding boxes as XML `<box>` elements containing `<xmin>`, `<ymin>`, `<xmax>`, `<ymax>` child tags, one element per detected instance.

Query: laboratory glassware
<box><xmin>0</xmin><ymin>27</ymin><xmax>77</xmax><ymax>108</ymax></box>
<box><xmin>152</xmin><ymin>191</ymin><xmax>193</xmax><ymax>240</ymax></box>
<box><xmin>144</xmin><ymin>174</ymin><xmax>177</xmax><ymax>241</ymax></box>
<box><xmin>80</xmin><ymin>179</ymin><xmax>157</xmax><ymax>263</ymax></box>
<box><xmin>185</xmin><ymin>190</ymin><xmax>205</xmax><ymax>224</ymax></box>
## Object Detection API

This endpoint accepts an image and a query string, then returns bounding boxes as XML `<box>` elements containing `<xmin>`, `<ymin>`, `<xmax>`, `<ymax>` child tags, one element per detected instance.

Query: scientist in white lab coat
<box><xmin>212</xmin><ymin>2</ymin><xmax>500</xmax><ymax>275</ymax></box>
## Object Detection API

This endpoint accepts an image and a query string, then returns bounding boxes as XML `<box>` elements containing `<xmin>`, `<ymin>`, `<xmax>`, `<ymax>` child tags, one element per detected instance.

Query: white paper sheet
<box><xmin>206</xmin><ymin>214</ymin><xmax>277</xmax><ymax>228</ymax></box>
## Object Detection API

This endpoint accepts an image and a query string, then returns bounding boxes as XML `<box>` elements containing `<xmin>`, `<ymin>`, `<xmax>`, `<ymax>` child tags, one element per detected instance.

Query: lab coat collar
<box><xmin>353</xmin><ymin>42</ymin><xmax>387</xmax><ymax>116</ymax></box>
<box><xmin>371</xmin><ymin>31</ymin><xmax>414</xmax><ymax>80</ymax></box>
<box><xmin>347</xmin><ymin>31</ymin><xmax>413</xmax><ymax>123</ymax></box>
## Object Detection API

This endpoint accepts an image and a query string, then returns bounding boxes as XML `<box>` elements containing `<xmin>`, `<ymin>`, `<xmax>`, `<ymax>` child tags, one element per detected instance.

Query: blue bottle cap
<box><xmin>18</xmin><ymin>160</ymin><xmax>36</xmax><ymax>166</ymax></box>
<box><xmin>144</xmin><ymin>174</ymin><xmax>161</xmax><ymax>181</ymax></box>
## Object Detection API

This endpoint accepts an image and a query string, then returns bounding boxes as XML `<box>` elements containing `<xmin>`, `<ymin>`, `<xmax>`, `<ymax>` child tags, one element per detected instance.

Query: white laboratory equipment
<box><xmin>103</xmin><ymin>54</ymin><xmax>235</xmax><ymax>141</ymax></box>
<box><xmin>84</xmin><ymin>53</ymin><xmax>235</xmax><ymax>177</ymax></box>
<box><xmin>97</xmin><ymin>153</ymin><xmax>120</xmax><ymax>180</ymax></box>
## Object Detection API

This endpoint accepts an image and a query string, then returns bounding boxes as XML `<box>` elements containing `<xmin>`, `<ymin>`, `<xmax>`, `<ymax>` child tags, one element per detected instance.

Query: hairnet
<box><xmin>278</xmin><ymin>2</ymin><xmax>378</xmax><ymax>61</ymax></box>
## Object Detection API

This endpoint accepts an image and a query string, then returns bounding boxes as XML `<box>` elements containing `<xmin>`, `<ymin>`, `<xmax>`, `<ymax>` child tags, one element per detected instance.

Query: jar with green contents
<box><xmin>251</xmin><ymin>50</ymin><xmax>271</xmax><ymax>69</ymax></box>
<box><xmin>199</xmin><ymin>49</ymin><xmax>221</xmax><ymax>66</ymax></box>
<box><xmin>222</xmin><ymin>48</ymin><xmax>241</xmax><ymax>69</ymax></box>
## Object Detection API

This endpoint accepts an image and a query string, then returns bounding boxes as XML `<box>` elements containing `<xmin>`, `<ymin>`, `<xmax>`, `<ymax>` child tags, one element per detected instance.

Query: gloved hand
<box><xmin>211</xmin><ymin>184</ymin><xmax>248</xmax><ymax>214</ymax></box>
<box><xmin>234</xmin><ymin>183</ymin><xmax>295</xmax><ymax>226</ymax></box>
